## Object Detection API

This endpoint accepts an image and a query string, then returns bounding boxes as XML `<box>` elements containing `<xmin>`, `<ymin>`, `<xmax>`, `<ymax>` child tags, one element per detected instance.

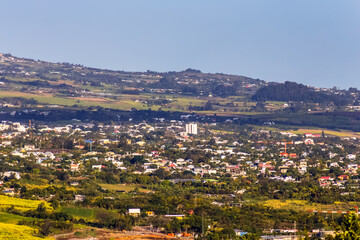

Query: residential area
<box><xmin>0</xmin><ymin>118</ymin><xmax>359</xmax><ymax>239</ymax></box>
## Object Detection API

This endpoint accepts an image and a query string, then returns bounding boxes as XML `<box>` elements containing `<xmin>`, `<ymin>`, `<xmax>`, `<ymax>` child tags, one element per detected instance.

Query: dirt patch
<box><xmin>53</xmin><ymin>228</ymin><xmax>189</xmax><ymax>240</ymax></box>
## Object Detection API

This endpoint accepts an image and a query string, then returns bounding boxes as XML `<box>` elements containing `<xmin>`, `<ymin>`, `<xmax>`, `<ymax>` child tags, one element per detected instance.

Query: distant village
<box><xmin>0</xmin><ymin>117</ymin><xmax>359</xmax><ymax>239</ymax></box>
<box><xmin>1</xmin><ymin>119</ymin><xmax>359</xmax><ymax>187</ymax></box>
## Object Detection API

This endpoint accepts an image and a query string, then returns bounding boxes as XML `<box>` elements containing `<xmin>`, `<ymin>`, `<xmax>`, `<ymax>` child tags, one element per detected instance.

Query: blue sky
<box><xmin>0</xmin><ymin>0</ymin><xmax>359</xmax><ymax>89</ymax></box>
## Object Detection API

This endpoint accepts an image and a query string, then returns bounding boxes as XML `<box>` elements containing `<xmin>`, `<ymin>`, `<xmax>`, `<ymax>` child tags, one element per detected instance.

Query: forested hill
<box><xmin>252</xmin><ymin>81</ymin><xmax>353</xmax><ymax>105</ymax></box>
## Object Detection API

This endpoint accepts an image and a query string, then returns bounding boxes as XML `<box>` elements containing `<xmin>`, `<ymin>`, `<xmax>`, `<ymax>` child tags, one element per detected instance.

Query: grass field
<box><xmin>0</xmin><ymin>89</ymin><xmax>261</xmax><ymax>113</ymax></box>
<box><xmin>2</xmin><ymin>84</ymin><xmax>360</xmax><ymax>132</ymax></box>
<box><xmin>252</xmin><ymin>112</ymin><xmax>360</xmax><ymax>132</ymax></box>
<box><xmin>195</xmin><ymin>110</ymin><xmax>263</xmax><ymax>116</ymax></box>
<box><xmin>23</xmin><ymin>184</ymin><xmax>76</xmax><ymax>191</ymax></box>
<box><xmin>211</xmin><ymin>129</ymin><xmax>236</xmax><ymax>134</ymax></box>
<box><xmin>0</xmin><ymin>195</ymin><xmax>52</xmax><ymax>212</ymax></box>
<box><xmin>0</xmin><ymin>212</ymin><xmax>36</xmax><ymax>224</ymax></box>
<box><xmin>262</xmin><ymin>199</ymin><xmax>360</xmax><ymax>212</ymax></box>
<box><xmin>59</xmin><ymin>207</ymin><xmax>97</xmax><ymax>220</ymax></box>
<box><xmin>0</xmin><ymin>222</ymin><xmax>53</xmax><ymax>240</ymax></box>
<box><xmin>59</xmin><ymin>206</ymin><xmax>118</xmax><ymax>220</ymax></box>
<box><xmin>289</xmin><ymin>128</ymin><xmax>360</xmax><ymax>138</ymax></box>
<box><xmin>0</xmin><ymin>90</ymin><xmax>146</xmax><ymax>110</ymax></box>
<box><xmin>248</xmin><ymin>124</ymin><xmax>360</xmax><ymax>138</ymax></box>
<box><xmin>99</xmin><ymin>184</ymin><xmax>150</xmax><ymax>193</ymax></box>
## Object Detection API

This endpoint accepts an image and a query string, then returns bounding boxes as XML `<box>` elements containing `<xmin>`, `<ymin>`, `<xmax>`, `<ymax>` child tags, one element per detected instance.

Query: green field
<box><xmin>250</xmin><ymin>124</ymin><xmax>360</xmax><ymax>138</ymax></box>
<box><xmin>0</xmin><ymin>195</ymin><xmax>52</xmax><ymax>212</ymax></box>
<box><xmin>289</xmin><ymin>128</ymin><xmax>360</xmax><ymax>138</ymax></box>
<box><xmin>211</xmin><ymin>129</ymin><xmax>236</xmax><ymax>134</ymax></box>
<box><xmin>246</xmin><ymin>112</ymin><xmax>360</xmax><ymax>132</ymax></box>
<box><xmin>0</xmin><ymin>212</ymin><xmax>36</xmax><ymax>225</ymax></box>
<box><xmin>59</xmin><ymin>206</ymin><xmax>118</xmax><ymax>220</ymax></box>
<box><xmin>0</xmin><ymin>222</ymin><xmax>53</xmax><ymax>240</ymax></box>
<box><xmin>0</xmin><ymin>198</ymin><xmax>54</xmax><ymax>239</ymax></box>
<box><xmin>0</xmin><ymin>87</ymin><xmax>258</xmax><ymax>113</ymax></box>
<box><xmin>2</xmin><ymin>79</ymin><xmax>360</xmax><ymax>132</ymax></box>
<box><xmin>99</xmin><ymin>183</ymin><xmax>150</xmax><ymax>193</ymax></box>
<box><xmin>59</xmin><ymin>207</ymin><xmax>97</xmax><ymax>220</ymax></box>
<box><xmin>0</xmin><ymin>90</ymin><xmax>199</xmax><ymax>111</ymax></box>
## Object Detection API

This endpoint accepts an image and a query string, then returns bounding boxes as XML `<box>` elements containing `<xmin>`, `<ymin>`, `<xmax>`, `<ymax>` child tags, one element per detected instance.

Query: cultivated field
<box><xmin>0</xmin><ymin>195</ymin><xmax>52</xmax><ymax>212</ymax></box>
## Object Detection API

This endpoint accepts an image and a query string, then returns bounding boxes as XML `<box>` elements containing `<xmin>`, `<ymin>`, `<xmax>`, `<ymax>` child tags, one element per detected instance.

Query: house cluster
<box><xmin>0</xmin><ymin>119</ymin><xmax>359</xmax><ymax>192</ymax></box>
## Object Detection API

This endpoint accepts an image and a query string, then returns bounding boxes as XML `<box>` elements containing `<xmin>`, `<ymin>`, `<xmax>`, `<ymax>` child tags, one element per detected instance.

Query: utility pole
<box><xmin>202</xmin><ymin>213</ymin><xmax>204</xmax><ymax>239</ymax></box>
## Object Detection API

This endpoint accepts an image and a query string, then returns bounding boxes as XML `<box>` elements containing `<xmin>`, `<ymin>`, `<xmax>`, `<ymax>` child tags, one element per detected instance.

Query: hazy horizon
<box><xmin>0</xmin><ymin>0</ymin><xmax>359</xmax><ymax>89</ymax></box>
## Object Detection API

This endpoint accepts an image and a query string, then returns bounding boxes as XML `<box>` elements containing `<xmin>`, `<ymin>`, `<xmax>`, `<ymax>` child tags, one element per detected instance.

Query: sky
<box><xmin>0</xmin><ymin>0</ymin><xmax>359</xmax><ymax>89</ymax></box>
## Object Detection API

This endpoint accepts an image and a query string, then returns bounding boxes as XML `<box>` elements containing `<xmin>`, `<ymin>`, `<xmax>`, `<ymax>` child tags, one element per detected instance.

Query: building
<box><xmin>75</xmin><ymin>195</ymin><xmax>85</xmax><ymax>202</ymax></box>
<box><xmin>146</xmin><ymin>211</ymin><xmax>155</xmax><ymax>216</ymax></box>
<box><xmin>2</xmin><ymin>188</ymin><xmax>15</xmax><ymax>196</ymax></box>
<box><xmin>304</xmin><ymin>139</ymin><xmax>314</xmax><ymax>145</ymax></box>
<box><xmin>234</xmin><ymin>229</ymin><xmax>248</xmax><ymax>236</ymax></box>
<box><xmin>128</xmin><ymin>208</ymin><xmax>141</xmax><ymax>217</ymax></box>
<box><xmin>186</xmin><ymin>123</ymin><xmax>198</xmax><ymax>135</ymax></box>
<box><xmin>2</xmin><ymin>171</ymin><xmax>21</xmax><ymax>179</ymax></box>
<box><xmin>319</xmin><ymin>176</ymin><xmax>334</xmax><ymax>187</ymax></box>
<box><xmin>70</xmin><ymin>164</ymin><xmax>80</xmax><ymax>172</ymax></box>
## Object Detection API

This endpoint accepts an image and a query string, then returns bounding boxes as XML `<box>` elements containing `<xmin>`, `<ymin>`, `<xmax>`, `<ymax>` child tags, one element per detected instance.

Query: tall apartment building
<box><xmin>185</xmin><ymin>123</ymin><xmax>198</xmax><ymax>135</ymax></box>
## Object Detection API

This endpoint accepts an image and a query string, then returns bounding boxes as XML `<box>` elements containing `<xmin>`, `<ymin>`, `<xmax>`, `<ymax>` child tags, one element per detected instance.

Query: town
<box><xmin>1</xmin><ymin>0</ymin><xmax>359</xmax><ymax>239</ymax></box>
<box><xmin>1</xmin><ymin>117</ymin><xmax>359</xmax><ymax>239</ymax></box>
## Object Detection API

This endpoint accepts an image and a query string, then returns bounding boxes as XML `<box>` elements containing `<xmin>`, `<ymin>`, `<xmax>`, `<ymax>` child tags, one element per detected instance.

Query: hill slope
<box><xmin>0</xmin><ymin>53</ymin><xmax>265</xmax><ymax>98</ymax></box>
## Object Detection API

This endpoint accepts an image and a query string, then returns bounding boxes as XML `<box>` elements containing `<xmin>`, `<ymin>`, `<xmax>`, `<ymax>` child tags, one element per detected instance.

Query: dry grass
<box><xmin>263</xmin><ymin>199</ymin><xmax>360</xmax><ymax>212</ymax></box>
<box><xmin>290</xmin><ymin>128</ymin><xmax>360</xmax><ymax>138</ymax></box>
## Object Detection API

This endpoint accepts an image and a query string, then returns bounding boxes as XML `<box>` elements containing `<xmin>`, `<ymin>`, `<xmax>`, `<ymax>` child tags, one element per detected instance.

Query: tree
<box><xmin>36</xmin><ymin>202</ymin><xmax>48</xmax><ymax>218</ymax></box>
<box><xmin>334</xmin><ymin>213</ymin><xmax>360</xmax><ymax>239</ymax></box>
<box><xmin>151</xmin><ymin>168</ymin><xmax>170</xmax><ymax>179</ymax></box>
<box><xmin>39</xmin><ymin>219</ymin><xmax>53</xmax><ymax>236</ymax></box>
<box><xmin>204</xmin><ymin>101</ymin><xmax>214</xmax><ymax>111</ymax></box>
